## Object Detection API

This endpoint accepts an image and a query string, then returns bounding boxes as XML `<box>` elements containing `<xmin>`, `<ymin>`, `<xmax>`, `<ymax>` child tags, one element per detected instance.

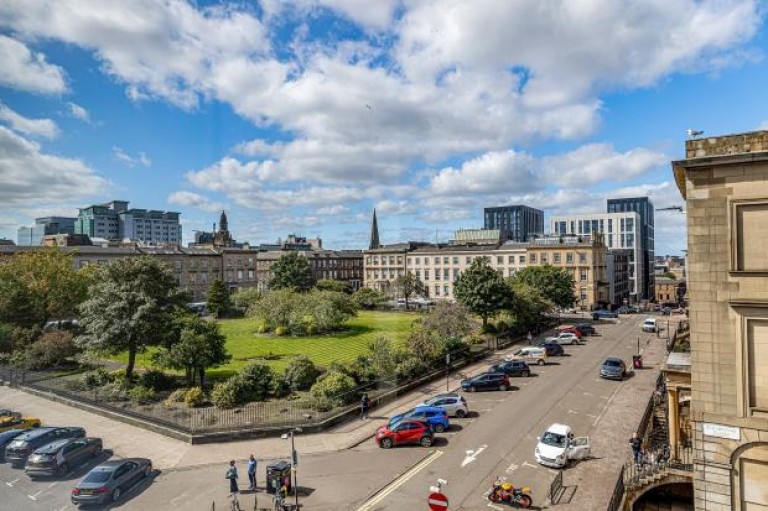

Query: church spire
<box><xmin>369</xmin><ymin>208</ymin><xmax>381</xmax><ymax>250</ymax></box>
<box><xmin>219</xmin><ymin>210</ymin><xmax>228</xmax><ymax>232</ymax></box>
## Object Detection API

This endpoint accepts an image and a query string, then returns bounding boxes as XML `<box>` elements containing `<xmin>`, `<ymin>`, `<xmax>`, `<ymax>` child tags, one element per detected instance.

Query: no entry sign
<box><xmin>428</xmin><ymin>491</ymin><xmax>448</xmax><ymax>510</ymax></box>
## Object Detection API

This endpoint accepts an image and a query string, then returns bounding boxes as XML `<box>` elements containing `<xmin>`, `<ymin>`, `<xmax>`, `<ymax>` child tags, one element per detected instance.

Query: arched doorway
<box><xmin>731</xmin><ymin>442</ymin><xmax>768</xmax><ymax>510</ymax></box>
<box><xmin>632</xmin><ymin>482</ymin><xmax>693</xmax><ymax>510</ymax></box>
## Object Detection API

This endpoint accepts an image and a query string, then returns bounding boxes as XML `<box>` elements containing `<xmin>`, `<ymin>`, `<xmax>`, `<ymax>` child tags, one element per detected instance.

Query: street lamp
<box><xmin>281</xmin><ymin>427</ymin><xmax>303</xmax><ymax>509</ymax></box>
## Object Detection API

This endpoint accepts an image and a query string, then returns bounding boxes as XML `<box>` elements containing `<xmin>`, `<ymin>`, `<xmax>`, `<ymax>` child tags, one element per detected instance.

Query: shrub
<box><xmin>306</xmin><ymin>395</ymin><xmax>335</xmax><ymax>412</ymax></box>
<box><xmin>395</xmin><ymin>357</ymin><xmax>428</xmax><ymax>382</ymax></box>
<box><xmin>140</xmin><ymin>369</ymin><xmax>174</xmax><ymax>391</ymax></box>
<box><xmin>183</xmin><ymin>387</ymin><xmax>205</xmax><ymax>408</ymax></box>
<box><xmin>99</xmin><ymin>381</ymin><xmax>128</xmax><ymax>401</ymax></box>
<box><xmin>127</xmin><ymin>385</ymin><xmax>156</xmax><ymax>402</ymax></box>
<box><xmin>211</xmin><ymin>381</ymin><xmax>238</xmax><ymax>409</ymax></box>
<box><xmin>164</xmin><ymin>388</ymin><xmax>187</xmax><ymax>407</ymax></box>
<box><xmin>232</xmin><ymin>361</ymin><xmax>274</xmax><ymax>402</ymax></box>
<box><xmin>274</xmin><ymin>326</ymin><xmax>289</xmax><ymax>336</ymax></box>
<box><xmin>22</xmin><ymin>330</ymin><xmax>79</xmax><ymax>370</ymax></box>
<box><xmin>284</xmin><ymin>355</ymin><xmax>319</xmax><ymax>392</ymax></box>
<box><xmin>82</xmin><ymin>368</ymin><xmax>111</xmax><ymax>389</ymax></box>
<box><xmin>0</xmin><ymin>323</ymin><xmax>14</xmax><ymax>353</ymax></box>
<box><xmin>270</xmin><ymin>378</ymin><xmax>291</xmax><ymax>398</ymax></box>
<box><xmin>309</xmin><ymin>370</ymin><xmax>357</xmax><ymax>405</ymax></box>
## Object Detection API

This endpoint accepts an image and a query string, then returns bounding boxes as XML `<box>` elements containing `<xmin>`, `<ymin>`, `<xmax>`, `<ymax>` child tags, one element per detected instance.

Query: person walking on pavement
<box><xmin>360</xmin><ymin>393</ymin><xmax>370</xmax><ymax>420</ymax></box>
<box><xmin>247</xmin><ymin>454</ymin><xmax>257</xmax><ymax>491</ymax></box>
<box><xmin>226</xmin><ymin>460</ymin><xmax>240</xmax><ymax>509</ymax></box>
<box><xmin>629</xmin><ymin>432</ymin><xmax>643</xmax><ymax>464</ymax></box>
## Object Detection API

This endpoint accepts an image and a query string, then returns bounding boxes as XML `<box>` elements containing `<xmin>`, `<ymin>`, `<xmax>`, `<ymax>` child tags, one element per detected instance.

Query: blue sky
<box><xmin>0</xmin><ymin>0</ymin><xmax>766</xmax><ymax>256</ymax></box>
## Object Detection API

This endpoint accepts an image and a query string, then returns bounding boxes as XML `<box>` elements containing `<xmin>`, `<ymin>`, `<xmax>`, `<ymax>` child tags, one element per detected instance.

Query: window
<box><xmin>579</xmin><ymin>253</ymin><xmax>587</xmax><ymax>263</ymax></box>
<box><xmin>415</xmin><ymin>269</ymin><xmax>421</xmax><ymax>278</ymax></box>
<box><xmin>553</xmin><ymin>253</ymin><xmax>561</xmax><ymax>263</ymax></box>
<box><xmin>497</xmin><ymin>256</ymin><xmax>503</xmax><ymax>264</ymax></box>
<box><xmin>397</xmin><ymin>256</ymin><xmax>403</xmax><ymax>264</ymax></box>
<box><xmin>626</xmin><ymin>218</ymin><xmax>634</xmax><ymax>232</ymax></box>
<box><xmin>443</xmin><ymin>285</ymin><xmax>449</xmax><ymax>295</ymax></box>
<box><xmin>626</xmin><ymin>234</ymin><xmax>634</xmax><ymax>247</ymax></box>
<box><xmin>508</xmin><ymin>255</ymin><xmax>514</xmax><ymax>264</ymax></box>
<box><xmin>424</xmin><ymin>269</ymin><xmax>430</xmax><ymax>280</ymax></box>
<box><xmin>435</xmin><ymin>270</ymin><xmax>441</xmax><ymax>280</ymax></box>
<box><xmin>453</xmin><ymin>269</ymin><xmax>459</xmax><ymax>280</ymax></box>
<box><xmin>248</xmin><ymin>269</ymin><xmax>254</xmax><ymax>280</ymax></box>
<box><xmin>434</xmin><ymin>257</ymin><xmax>439</xmax><ymax>264</ymax></box>
<box><xmin>373</xmin><ymin>256</ymin><xmax>378</xmax><ymax>264</ymax></box>
<box><xmin>530</xmin><ymin>253</ymin><xmax>536</xmax><ymax>263</ymax></box>
<box><xmin>443</xmin><ymin>268</ymin><xmax>449</xmax><ymax>279</ymax></box>
<box><xmin>566</xmin><ymin>252</ymin><xmax>573</xmax><ymax>264</ymax></box>
<box><xmin>466</xmin><ymin>256</ymin><xmax>472</xmax><ymax>264</ymax></box>
<box><xmin>389</xmin><ymin>256</ymin><xmax>395</xmax><ymax>264</ymax></box>
<box><xmin>434</xmin><ymin>285</ymin><xmax>440</xmax><ymax>296</ymax></box>
<box><xmin>608</xmin><ymin>219</ymin><xmax>613</xmax><ymax>233</ymax></box>
<box><xmin>415</xmin><ymin>257</ymin><xmax>420</xmax><ymax>265</ymax></box>
<box><xmin>453</xmin><ymin>256</ymin><xmax>459</xmax><ymax>264</ymax></box>
<box><xmin>519</xmin><ymin>255</ymin><xmax>526</xmax><ymax>264</ymax></box>
<box><xmin>733</xmin><ymin>201</ymin><xmax>768</xmax><ymax>271</ymax></box>
<box><xmin>443</xmin><ymin>256</ymin><xmax>449</xmax><ymax>264</ymax></box>
<box><xmin>580</xmin><ymin>269</ymin><xmax>588</xmax><ymax>281</ymax></box>
<box><xmin>620</xmin><ymin>218</ymin><xmax>625</xmax><ymax>231</ymax></box>
<box><xmin>541</xmin><ymin>253</ymin><xmax>548</xmax><ymax>263</ymax></box>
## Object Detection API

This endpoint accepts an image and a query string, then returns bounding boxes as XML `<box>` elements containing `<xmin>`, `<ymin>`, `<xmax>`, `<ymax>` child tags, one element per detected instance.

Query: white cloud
<box><xmin>67</xmin><ymin>102</ymin><xmax>90</xmax><ymax>122</ymax></box>
<box><xmin>0</xmin><ymin>103</ymin><xmax>59</xmax><ymax>138</ymax></box>
<box><xmin>0</xmin><ymin>34</ymin><xmax>67</xmax><ymax>94</ymax></box>
<box><xmin>167</xmin><ymin>191</ymin><xmax>224</xmax><ymax>213</ymax></box>
<box><xmin>0</xmin><ymin>126</ymin><xmax>107</xmax><ymax>207</ymax></box>
<box><xmin>316</xmin><ymin>205</ymin><xmax>349</xmax><ymax>216</ymax></box>
<box><xmin>113</xmin><ymin>146</ymin><xmax>152</xmax><ymax>167</ymax></box>
<box><xmin>542</xmin><ymin>144</ymin><xmax>668</xmax><ymax>187</ymax></box>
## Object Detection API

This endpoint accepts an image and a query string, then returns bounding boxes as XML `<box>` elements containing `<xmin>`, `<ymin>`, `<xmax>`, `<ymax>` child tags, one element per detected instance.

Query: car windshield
<box><xmin>604</xmin><ymin>360</ymin><xmax>622</xmax><ymax>367</ymax></box>
<box><xmin>8</xmin><ymin>440</ymin><xmax>26</xmax><ymax>448</ymax></box>
<box><xmin>541</xmin><ymin>432</ymin><xmax>566</xmax><ymax>447</ymax></box>
<box><xmin>83</xmin><ymin>470</ymin><xmax>112</xmax><ymax>483</ymax></box>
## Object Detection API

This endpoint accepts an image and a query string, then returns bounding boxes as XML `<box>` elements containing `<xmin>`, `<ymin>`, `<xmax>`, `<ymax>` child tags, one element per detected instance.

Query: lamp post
<box><xmin>282</xmin><ymin>428</ymin><xmax>303</xmax><ymax>509</ymax></box>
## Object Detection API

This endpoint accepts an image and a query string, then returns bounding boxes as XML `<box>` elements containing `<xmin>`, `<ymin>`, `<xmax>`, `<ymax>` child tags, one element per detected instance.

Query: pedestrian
<box><xmin>629</xmin><ymin>433</ymin><xmax>642</xmax><ymax>464</ymax></box>
<box><xmin>247</xmin><ymin>454</ymin><xmax>257</xmax><ymax>491</ymax></box>
<box><xmin>360</xmin><ymin>393</ymin><xmax>370</xmax><ymax>420</ymax></box>
<box><xmin>226</xmin><ymin>459</ymin><xmax>239</xmax><ymax>508</ymax></box>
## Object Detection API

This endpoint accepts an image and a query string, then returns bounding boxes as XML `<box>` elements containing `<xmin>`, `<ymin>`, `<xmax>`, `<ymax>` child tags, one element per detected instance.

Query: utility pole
<box><xmin>446</xmin><ymin>353</ymin><xmax>451</xmax><ymax>391</ymax></box>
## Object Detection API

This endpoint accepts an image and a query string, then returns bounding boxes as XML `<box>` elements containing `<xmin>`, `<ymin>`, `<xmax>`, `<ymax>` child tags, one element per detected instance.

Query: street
<box><xmin>0</xmin><ymin>314</ymin><xmax>677</xmax><ymax>510</ymax></box>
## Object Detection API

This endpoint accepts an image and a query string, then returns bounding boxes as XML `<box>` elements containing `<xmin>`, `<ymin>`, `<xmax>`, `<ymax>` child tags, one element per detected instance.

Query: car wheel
<box><xmin>112</xmin><ymin>487</ymin><xmax>122</xmax><ymax>502</ymax></box>
<box><xmin>434</xmin><ymin>424</ymin><xmax>445</xmax><ymax>433</ymax></box>
<box><xmin>499</xmin><ymin>384</ymin><xmax>508</xmax><ymax>392</ymax></box>
<box><xmin>143</xmin><ymin>464</ymin><xmax>152</xmax><ymax>478</ymax></box>
<box><xmin>58</xmin><ymin>463</ymin><xmax>69</xmax><ymax>476</ymax></box>
<box><xmin>380</xmin><ymin>437</ymin><xmax>393</xmax><ymax>449</ymax></box>
<box><xmin>93</xmin><ymin>446</ymin><xmax>102</xmax><ymax>458</ymax></box>
<box><xmin>420</xmin><ymin>436</ymin><xmax>433</xmax><ymax>447</ymax></box>
<box><xmin>455</xmin><ymin>409</ymin><xmax>467</xmax><ymax>418</ymax></box>
<box><xmin>469</xmin><ymin>386</ymin><xmax>476</xmax><ymax>393</ymax></box>
<box><xmin>538</xmin><ymin>360</ymin><xmax>545</xmax><ymax>366</ymax></box>
<box><xmin>523</xmin><ymin>370</ymin><xmax>531</xmax><ymax>377</ymax></box>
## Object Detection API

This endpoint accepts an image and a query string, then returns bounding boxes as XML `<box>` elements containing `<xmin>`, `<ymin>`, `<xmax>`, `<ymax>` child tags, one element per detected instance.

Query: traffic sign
<box><xmin>428</xmin><ymin>491</ymin><xmax>448</xmax><ymax>510</ymax></box>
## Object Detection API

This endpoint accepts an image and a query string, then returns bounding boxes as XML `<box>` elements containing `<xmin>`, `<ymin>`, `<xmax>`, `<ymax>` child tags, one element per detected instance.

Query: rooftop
<box><xmin>664</xmin><ymin>352</ymin><xmax>691</xmax><ymax>373</ymax></box>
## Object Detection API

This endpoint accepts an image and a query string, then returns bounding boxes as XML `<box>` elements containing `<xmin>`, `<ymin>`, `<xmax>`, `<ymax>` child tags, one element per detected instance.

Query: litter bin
<box><xmin>266</xmin><ymin>460</ymin><xmax>292</xmax><ymax>495</ymax></box>
<box><xmin>633</xmin><ymin>354</ymin><xmax>643</xmax><ymax>369</ymax></box>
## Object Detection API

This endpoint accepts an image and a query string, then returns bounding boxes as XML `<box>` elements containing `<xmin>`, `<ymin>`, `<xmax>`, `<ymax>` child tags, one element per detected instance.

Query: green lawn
<box><xmin>126</xmin><ymin>310</ymin><xmax>417</xmax><ymax>379</ymax></box>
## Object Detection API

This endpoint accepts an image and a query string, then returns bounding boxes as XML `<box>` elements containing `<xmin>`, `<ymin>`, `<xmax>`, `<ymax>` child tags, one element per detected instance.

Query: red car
<box><xmin>375</xmin><ymin>420</ymin><xmax>434</xmax><ymax>449</ymax></box>
<box><xmin>556</xmin><ymin>327</ymin><xmax>583</xmax><ymax>339</ymax></box>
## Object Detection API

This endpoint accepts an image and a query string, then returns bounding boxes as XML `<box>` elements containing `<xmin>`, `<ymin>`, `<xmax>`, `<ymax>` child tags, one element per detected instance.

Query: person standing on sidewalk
<box><xmin>360</xmin><ymin>393</ymin><xmax>370</xmax><ymax>420</ymax></box>
<box><xmin>226</xmin><ymin>460</ymin><xmax>240</xmax><ymax>508</ymax></box>
<box><xmin>247</xmin><ymin>454</ymin><xmax>257</xmax><ymax>491</ymax></box>
<box><xmin>629</xmin><ymin>433</ymin><xmax>643</xmax><ymax>464</ymax></box>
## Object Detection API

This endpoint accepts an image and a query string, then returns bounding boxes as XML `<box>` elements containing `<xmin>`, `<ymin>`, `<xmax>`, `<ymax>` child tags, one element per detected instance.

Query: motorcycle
<box><xmin>487</xmin><ymin>477</ymin><xmax>533</xmax><ymax>508</ymax></box>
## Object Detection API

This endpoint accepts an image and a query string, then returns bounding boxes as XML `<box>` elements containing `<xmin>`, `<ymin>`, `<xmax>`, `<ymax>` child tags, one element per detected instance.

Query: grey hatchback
<box><xmin>25</xmin><ymin>437</ymin><xmax>103</xmax><ymax>478</ymax></box>
<box><xmin>5</xmin><ymin>427</ymin><xmax>86</xmax><ymax>466</ymax></box>
<box><xmin>71</xmin><ymin>458</ymin><xmax>153</xmax><ymax>506</ymax></box>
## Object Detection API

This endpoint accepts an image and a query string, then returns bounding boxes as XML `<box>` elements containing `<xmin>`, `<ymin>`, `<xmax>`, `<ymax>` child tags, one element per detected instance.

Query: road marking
<box><xmin>6</xmin><ymin>478</ymin><xmax>19</xmax><ymax>487</ymax></box>
<box><xmin>28</xmin><ymin>490</ymin><xmax>43</xmax><ymax>501</ymax></box>
<box><xmin>462</xmin><ymin>444</ymin><xmax>487</xmax><ymax>467</ymax></box>
<box><xmin>567</xmin><ymin>409</ymin><xmax>578</xmax><ymax>414</ymax></box>
<box><xmin>593</xmin><ymin>389</ymin><xmax>620</xmax><ymax>426</ymax></box>
<box><xmin>55</xmin><ymin>507</ymin><xmax>69</xmax><ymax>511</ymax></box>
<box><xmin>481</xmin><ymin>408</ymin><xmax>493</xmax><ymax>412</ymax></box>
<box><xmin>522</xmin><ymin>461</ymin><xmax>538</xmax><ymax>469</ymax></box>
<box><xmin>587</xmin><ymin>414</ymin><xmax>599</xmax><ymax>419</ymax></box>
<box><xmin>487</xmin><ymin>502</ymin><xmax>505</xmax><ymax>510</ymax></box>
<box><xmin>352</xmin><ymin>450</ymin><xmax>443</xmax><ymax>511</ymax></box>
<box><xmin>48</xmin><ymin>482</ymin><xmax>58</xmax><ymax>488</ymax></box>
<box><xmin>505</xmin><ymin>463</ymin><xmax>519</xmax><ymax>474</ymax></box>
<box><xmin>582</xmin><ymin>391</ymin><xmax>594</xmax><ymax>397</ymax></box>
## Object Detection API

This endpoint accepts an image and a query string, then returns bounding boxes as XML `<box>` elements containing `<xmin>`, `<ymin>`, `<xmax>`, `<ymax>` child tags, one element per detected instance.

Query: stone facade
<box><xmin>672</xmin><ymin>130</ymin><xmax>768</xmax><ymax>510</ymax></box>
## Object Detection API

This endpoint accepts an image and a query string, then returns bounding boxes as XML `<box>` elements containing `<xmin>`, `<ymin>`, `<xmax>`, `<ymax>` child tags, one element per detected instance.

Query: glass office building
<box><xmin>483</xmin><ymin>205</ymin><xmax>544</xmax><ymax>242</ymax></box>
<box><xmin>607</xmin><ymin>197</ymin><xmax>654</xmax><ymax>300</ymax></box>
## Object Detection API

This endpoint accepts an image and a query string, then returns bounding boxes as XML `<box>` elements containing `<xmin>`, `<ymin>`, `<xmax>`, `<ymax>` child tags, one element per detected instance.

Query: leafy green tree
<box><xmin>154</xmin><ymin>316</ymin><xmax>231</xmax><ymax>387</ymax></box>
<box><xmin>505</xmin><ymin>279</ymin><xmax>553</xmax><ymax>334</ymax></box>
<box><xmin>231</xmin><ymin>361</ymin><xmax>275</xmax><ymax>402</ymax></box>
<box><xmin>206</xmin><ymin>279</ymin><xmax>232</xmax><ymax>318</ymax></box>
<box><xmin>406</xmin><ymin>328</ymin><xmax>441</xmax><ymax>361</ymax></box>
<box><xmin>662</xmin><ymin>271</ymin><xmax>677</xmax><ymax>280</ymax></box>
<box><xmin>230</xmin><ymin>288</ymin><xmax>262</xmax><ymax>313</ymax></box>
<box><xmin>268</xmin><ymin>251</ymin><xmax>315</xmax><ymax>292</ymax></box>
<box><xmin>284</xmin><ymin>355</ymin><xmax>320</xmax><ymax>391</ymax></box>
<box><xmin>77</xmin><ymin>256</ymin><xmax>185</xmax><ymax>382</ymax></box>
<box><xmin>367</xmin><ymin>336</ymin><xmax>397</xmax><ymax>377</ymax></box>
<box><xmin>453</xmin><ymin>257</ymin><xmax>512</xmax><ymax>327</ymax></box>
<box><xmin>393</xmin><ymin>271</ymin><xmax>426</xmax><ymax>309</ymax></box>
<box><xmin>310</xmin><ymin>370</ymin><xmax>357</xmax><ymax>405</ymax></box>
<box><xmin>0</xmin><ymin>249</ymin><xmax>92</xmax><ymax>329</ymax></box>
<box><xmin>420</xmin><ymin>302</ymin><xmax>474</xmax><ymax>340</ymax></box>
<box><xmin>315</xmin><ymin>279</ymin><xmax>351</xmax><ymax>293</ymax></box>
<box><xmin>510</xmin><ymin>265</ymin><xmax>575</xmax><ymax>309</ymax></box>
<box><xmin>352</xmin><ymin>287</ymin><xmax>388</xmax><ymax>310</ymax></box>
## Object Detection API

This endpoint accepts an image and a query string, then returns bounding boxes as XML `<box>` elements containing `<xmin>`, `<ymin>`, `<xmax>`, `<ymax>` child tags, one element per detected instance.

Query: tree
<box><xmin>206</xmin><ymin>279</ymin><xmax>232</xmax><ymax>318</ymax></box>
<box><xmin>77</xmin><ymin>257</ymin><xmax>186</xmax><ymax>382</ymax></box>
<box><xmin>0</xmin><ymin>249</ymin><xmax>92</xmax><ymax>329</ymax></box>
<box><xmin>284</xmin><ymin>355</ymin><xmax>320</xmax><ymax>391</ymax></box>
<box><xmin>393</xmin><ymin>271</ymin><xmax>426</xmax><ymax>309</ymax></box>
<box><xmin>662</xmin><ymin>271</ymin><xmax>678</xmax><ymax>280</ymax></box>
<box><xmin>154</xmin><ymin>316</ymin><xmax>231</xmax><ymax>387</ymax></box>
<box><xmin>453</xmin><ymin>257</ymin><xmax>512</xmax><ymax>327</ymax></box>
<box><xmin>367</xmin><ymin>336</ymin><xmax>397</xmax><ymax>377</ymax></box>
<box><xmin>268</xmin><ymin>251</ymin><xmax>315</xmax><ymax>292</ymax></box>
<box><xmin>315</xmin><ymin>279</ymin><xmax>351</xmax><ymax>293</ymax></box>
<box><xmin>510</xmin><ymin>265</ymin><xmax>576</xmax><ymax>309</ymax></box>
<box><xmin>352</xmin><ymin>287</ymin><xmax>388</xmax><ymax>310</ymax></box>
<box><xmin>506</xmin><ymin>279</ymin><xmax>553</xmax><ymax>334</ymax></box>
<box><xmin>420</xmin><ymin>302</ymin><xmax>474</xmax><ymax>340</ymax></box>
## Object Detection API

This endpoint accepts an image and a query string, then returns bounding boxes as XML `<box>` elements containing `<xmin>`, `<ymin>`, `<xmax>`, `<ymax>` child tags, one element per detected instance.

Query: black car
<box><xmin>0</xmin><ymin>429</ymin><xmax>25</xmax><ymax>461</ymax></box>
<box><xmin>460</xmin><ymin>372</ymin><xmax>511</xmax><ymax>392</ymax></box>
<box><xmin>5</xmin><ymin>427</ymin><xmax>86</xmax><ymax>466</ymax></box>
<box><xmin>489</xmin><ymin>360</ymin><xmax>531</xmax><ymax>377</ymax></box>
<box><xmin>25</xmin><ymin>437</ymin><xmax>103</xmax><ymax>478</ymax></box>
<box><xmin>0</xmin><ymin>409</ymin><xmax>21</xmax><ymax>419</ymax></box>
<box><xmin>573</xmin><ymin>324</ymin><xmax>595</xmax><ymax>336</ymax></box>
<box><xmin>71</xmin><ymin>458</ymin><xmax>153</xmax><ymax>506</ymax></box>
<box><xmin>537</xmin><ymin>341</ymin><xmax>565</xmax><ymax>357</ymax></box>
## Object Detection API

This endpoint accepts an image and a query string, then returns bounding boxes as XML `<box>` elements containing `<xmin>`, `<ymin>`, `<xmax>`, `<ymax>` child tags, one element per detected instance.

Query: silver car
<box><xmin>71</xmin><ymin>458</ymin><xmax>152</xmax><ymax>506</ymax></box>
<box><xmin>416</xmin><ymin>393</ymin><xmax>469</xmax><ymax>418</ymax></box>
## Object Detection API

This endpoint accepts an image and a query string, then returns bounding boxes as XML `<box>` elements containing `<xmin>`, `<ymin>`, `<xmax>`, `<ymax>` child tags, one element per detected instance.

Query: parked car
<box><xmin>599</xmin><ymin>358</ymin><xmax>627</xmax><ymax>381</ymax></box>
<box><xmin>5</xmin><ymin>427</ymin><xmax>86</xmax><ymax>466</ymax></box>
<box><xmin>537</xmin><ymin>341</ymin><xmax>565</xmax><ymax>357</ymax></box>
<box><xmin>642</xmin><ymin>318</ymin><xmax>658</xmax><ymax>333</ymax></box>
<box><xmin>573</xmin><ymin>324</ymin><xmax>596</xmax><ymax>336</ymax></box>
<box><xmin>0</xmin><ymin>429</ymin><xmax>25</xmax><ymax>461</ymax></box>
<box><xmin>557</xmin><ymin>307</ymin><xmax>577</xmax><ymax>314</ymax></box>
<box><xmin>25</xmin><ymin>437</ymin><xmax>103</xmax><ymax>478</ymax></box>
<box><xmin>71</xmin><ymin>458</ymin><xmax>153</xmax><ymax>506</ymax></box>
<box><xmin>461</xmin><ymin>372</ymin><xmax>512</xmax><ymax>392</ymax></box>
<box><xmin>617</xmin><ymin>306</ymin><xmax>634</xmax><ymax>314</ymax></box>
<box><xmin>374</xmin><ymin>420</ymin><xmax>433</xmax><ymax>449</ymax></box>
<box><xmin>534</xmin><ymin>423</ymin><xmax>591</xmax><ymax>468</ymax></box>
<box><xmin>592</xmin><ymin>309</ymin><xmax>618</xmax><ymax>320</ymax></box>
<box><xmin>504</xmin><ymin>346</ymin><xmax>547</xmax><ymax>366</ymax></box>
<box><xmin>0</xmin><ymin>409</ymin><xmax>21</xmax><ymax>419</ymax></box>
<box><xmin>555</xmin><ymin>326</ymin><xmax>583</xmax><ymax>338</ymax></box>
<box><xmin>388</xmin><ymin>406</ymin><xmax>450</xmax><ymax>433</ymax></box>
<box><xmin>661</xmin><ymin>307</ymin><xmax>671</xmax><ymax>316</ymax></box>
<box><xmin>489</xmin><ymin>360</ymin><xmax>531</xmax><ymax>378</ymax></box>
<box><xmin>652</xmin><ymin>304</ymin><xmax>662</xmax><ymax>312</ymax></box>
<box><xmin>0</xmin><ymin>416</ymin><xmax>41</xmax><ymax>433</ymax></box>
<box><xmin>546</xmin><ymin>332</ymin><xmax>582</xmax><ymax>345</ymax></box>
<box><xmin>416</xmin><ymin>394</ymin><xmax>469</xmax><ymax>418</ymax></box>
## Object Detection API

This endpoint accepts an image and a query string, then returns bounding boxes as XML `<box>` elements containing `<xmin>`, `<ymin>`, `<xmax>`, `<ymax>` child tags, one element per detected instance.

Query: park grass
<box><xmin>123</xmin><ymin>310</ymin><xmax>418</xmax><ymax>380</ymax></box>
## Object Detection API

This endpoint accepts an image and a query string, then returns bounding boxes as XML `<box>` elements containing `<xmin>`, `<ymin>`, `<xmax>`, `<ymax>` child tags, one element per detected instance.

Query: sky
<box><xmin>1</xmin><ymin>0</ymin><xmax>767</xmax><ymax>256</ymax></box>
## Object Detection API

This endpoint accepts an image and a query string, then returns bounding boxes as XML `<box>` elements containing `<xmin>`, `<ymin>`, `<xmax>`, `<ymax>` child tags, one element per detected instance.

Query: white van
<box><xmin>642</xmin><ymin>318</ymin><xmax>658</xmax><ymax>333</ymax></box>
<box><xmin>504</xmin><ymin>347</ymin><xmax>547</xmax><ymax>366</ymax></box>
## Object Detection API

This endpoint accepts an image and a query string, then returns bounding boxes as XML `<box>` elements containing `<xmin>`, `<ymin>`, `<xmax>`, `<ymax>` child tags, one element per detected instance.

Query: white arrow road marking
<box><xmin>505</xmin><ymin>463</ymin><xmax>519</xmax><ymax>474</ymax></box>
<box><xmin>462</xmin><ymin>445</ymin><xmax>487</xmax><ymax>467</ymax></box>
<box><xmin>6</xmin><ymin>478</ymin><xmax>19</xmax><ymax>487</ymax></box>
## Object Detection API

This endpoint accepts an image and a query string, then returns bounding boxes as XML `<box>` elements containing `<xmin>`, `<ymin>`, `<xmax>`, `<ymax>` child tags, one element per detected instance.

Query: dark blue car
<box><xmin>538</xmin><ymin>341</ymin><xmax>565</xmax><ymax>357</ymax></box>
<box><xmin>0</xmin><ymin>429</ymin><xmax>25</xmax><ymax>461</ymax></box>
<box><xmin>592</xmin><ymin>309</ymin><xmax>618</xmax><ymax>320</ymax></box>
<box><xmin>388</xmin><ymin>406</ymin><xmax>450</xmax><ymax>433</ymax></box>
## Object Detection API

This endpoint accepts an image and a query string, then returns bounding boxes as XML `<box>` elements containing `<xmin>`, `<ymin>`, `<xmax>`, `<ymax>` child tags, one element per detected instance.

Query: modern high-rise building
<box><xmin>607</xmin><ymin>197</ymin><xmax>655</xmax><ymax>300</ymax></box>
<box><xmin>75</xmin><ymin>200</ymin><xmax>182</xmax><ymax>246</ymax></box>
<box><xmin>550</xmin><ymin>211</ymin><xmax>643</xmax><ymax>302</ymax></box>
<box><xmin>483</xmin><ymin>205</ymin><xmax>544</xmax><ymax>242</ymax></box>
<box><xmin>17</xmin><ymin>216</ymin><xmax>77</xmax><ymax>246</ymax></box>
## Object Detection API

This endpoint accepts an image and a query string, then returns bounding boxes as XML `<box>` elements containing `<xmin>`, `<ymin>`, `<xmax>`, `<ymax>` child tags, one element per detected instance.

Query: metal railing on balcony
<box><xmin>623</xmin><ymin>444</ymin><xmax>693</xmax><ymax>489</ymax></box>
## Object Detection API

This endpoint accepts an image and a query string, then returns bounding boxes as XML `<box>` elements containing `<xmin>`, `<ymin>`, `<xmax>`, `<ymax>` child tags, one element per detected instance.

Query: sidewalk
<box><xmin>0</xmin><ymin>334</ymin><xmax>536</xmax><ymax>471</ymax></box>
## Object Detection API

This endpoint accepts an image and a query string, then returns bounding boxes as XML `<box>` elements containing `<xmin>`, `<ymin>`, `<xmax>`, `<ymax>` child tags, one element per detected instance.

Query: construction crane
<box><xmin>656</xmin><ymin>206</ymin><xmax>684</xmax><ymax>213</ymax></box>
